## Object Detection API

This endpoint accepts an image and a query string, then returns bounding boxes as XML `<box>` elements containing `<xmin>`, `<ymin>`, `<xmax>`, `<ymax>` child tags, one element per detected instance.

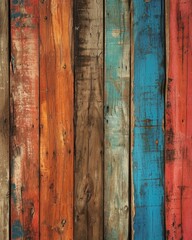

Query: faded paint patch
<box><xmin>11</xmin><ymin>183</ymin><xmax>17</xmax><ymax>204</ymax></box>
<box><xmin>12</xmin><ymin>146</ymin><xmax>23</xmax><ymax>213</ymax></box>
<box><xmin>12</xmin><ymin>0</ymin><xmax>24</xmax><ymax>5</ymax></box>
<box><xmin>12</xmin><ymin>220</ymin><xmax>24</xmax><ymax>239</ymax></box>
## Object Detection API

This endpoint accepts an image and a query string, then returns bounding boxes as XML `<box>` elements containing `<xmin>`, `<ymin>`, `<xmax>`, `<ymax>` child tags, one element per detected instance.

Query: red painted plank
<box><xmin>40</xmin><ymin>0</ymin><xmax>74</xmax><ymax>239</ymax></box>
<box><xmin>10</xmin><ymin>0</ymin><xmax>39</xmax><ymax>239</ymax></box>
<box><xmin>165</xmin><ymin>0</ymin><xmax>192</xmax><ymax>239</ymax></box>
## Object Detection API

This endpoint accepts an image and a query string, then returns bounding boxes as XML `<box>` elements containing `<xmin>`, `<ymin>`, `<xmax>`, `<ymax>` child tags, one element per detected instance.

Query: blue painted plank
<box><xmin>104</xmin><ymin>0</ymin><xmax>130</xmax><ymax>239</ymax></box>
<box><xmin>132</xmin><ymin>1</ymin><xmax>165</xmax><ymax>239</ymax></box>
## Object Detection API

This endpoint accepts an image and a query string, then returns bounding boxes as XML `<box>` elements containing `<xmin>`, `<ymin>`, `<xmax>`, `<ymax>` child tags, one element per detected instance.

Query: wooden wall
<box><xmin>0</xmin><ymin>0</ymin><xmax>191</xmax><ymax>239</ymax></box>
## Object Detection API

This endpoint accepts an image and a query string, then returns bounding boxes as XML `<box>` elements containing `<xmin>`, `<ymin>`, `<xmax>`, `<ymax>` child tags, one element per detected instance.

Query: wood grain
<box><xmin>10</xmin><ymin>0</ymin><xmax>39</xmax><ymax>239</ymax></box>
<box><xmin>165</xmin><ymin>0</ymin><xmax>192</xmax><ymax>239</ymax></box>
<box><xmin>40</xmin><ymin>0</ymin><xmax>74</xmax><ymax>239</ymax></box>
<box><xmin>74</xmin><ymin>0</ymin><xmax>103</xmax><ymax>239</ymax></box>
<box><xmin>0</xmin><ymin>1</ymin><xmax>9</xmax><ymax>239</ymax></box>
<box><xmin>131</xmin><ymin>1</ymin><xmax>165</xmax><ymax>239</ymax></box>
<box><xmin>104</xmin><ymin>0</ymin><xmax>130</xmax><ymax>239</ymax></box>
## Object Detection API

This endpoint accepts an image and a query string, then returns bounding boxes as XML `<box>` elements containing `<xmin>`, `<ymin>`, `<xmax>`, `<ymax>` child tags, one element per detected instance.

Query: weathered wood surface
<box><xmin>104</xmin><ymin>0</ymin><xmax>130</xmax><ymax>239</ymax></box>
<box><xmin>74</xmin><ymin>0</ymin><xmax>103</xmax><ymax>239</ymax></box>
<box><xmin>132</xmin><ymin>1</ymin><xmax>165</xmax><ymax>239</ymax></box>
<box><xmin>0</xmin><ymin>1</ymin><xmax>9</xmax><ymax>239</ymax></box>
<box><xmin>40</xmin><ymin>0</ymin><xmax>74</xmax><ymax>239</ymax></box>
<box><xmin>165</xmin><ymin>1</ymin><xmax>192</xmax><ymax>239</ymax></box>
<box><xmin>10</xmin><ymin>0</ymin><xmax>39</xmax><ymax>239</ymax></box>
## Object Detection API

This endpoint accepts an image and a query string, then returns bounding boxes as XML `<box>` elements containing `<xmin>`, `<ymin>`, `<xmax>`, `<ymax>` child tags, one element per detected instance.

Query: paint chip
<box><xmin>112</xmin><ymin>29</ymin><xmax>120</xmax><ymax>38</ymax></box>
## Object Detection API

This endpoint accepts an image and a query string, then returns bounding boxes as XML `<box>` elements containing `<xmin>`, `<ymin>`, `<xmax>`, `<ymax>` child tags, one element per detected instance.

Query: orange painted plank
<box><xmin>165</xmin><ymin>0</ymin><xmax>192</xmax><ymax>239</ymax></box>
<box><xmin>10</xmin><ymin>0</ymin><xmax>39</xmax><ymax>239</ymax></box>
<box><xmin>0</xmin><ymin>1</ymin><xmax>9</xmax><ymax>239</ymax></box>
<box><xmin>40</xmin><ymin>0</ymin><xmax>74</xmax><ymax>239</ymax></box>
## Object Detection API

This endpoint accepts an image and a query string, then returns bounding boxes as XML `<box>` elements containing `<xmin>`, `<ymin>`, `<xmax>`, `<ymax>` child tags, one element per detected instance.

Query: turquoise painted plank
<box><xmin>104</xmin><ymin>0</ymin><xmax>130</xmax><ymax>239</ymax></box>
<box><xmin>132</xmin><ymin>1</ymin><xmax>165</xmax><ymax>239</ymax></box>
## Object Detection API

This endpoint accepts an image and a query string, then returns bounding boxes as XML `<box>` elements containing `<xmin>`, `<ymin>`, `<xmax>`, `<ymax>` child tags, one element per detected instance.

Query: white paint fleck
<box><xmin>112</xmin><ymin>29</ymin><xmax>120</xmax><ymax>38</ymax></box>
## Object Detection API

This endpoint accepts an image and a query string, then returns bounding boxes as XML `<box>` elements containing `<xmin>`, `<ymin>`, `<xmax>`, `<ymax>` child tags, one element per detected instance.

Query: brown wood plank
<box><xmin>10</xmin><ymin>0</ymin><xmax>39</xmax><ymax>239</ymax></box>
<box><xmin>39</xmin><ymin>0</ymin><xmax>74</xmax><ymax>239</ymax></box>
<box><xmin>74</xmin><ymin>0</ymin><xmax>104</xmax><ymax>239</ymax></box>
<box><xmin>0</xmin><ymin>1</ymin><xmax>9</xmax><ymax>239</ymax></box>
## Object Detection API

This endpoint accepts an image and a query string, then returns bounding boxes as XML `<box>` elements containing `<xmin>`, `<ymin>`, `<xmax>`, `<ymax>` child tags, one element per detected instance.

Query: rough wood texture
<box><xmin>131</xmin><ymin>1</ymin><xmax>165</xmax><ymax>239</ymax></box>
<box><xmin>0</xmin><ymin>1</ymin><xmax>9</xmax><ymax>239</ymax></box>
<box><xmin>104</xmin><ymin>0</ymin><xmax>130</xmax><ymax>239</ymax></box>
<box><xmin>40</xmin><ymin>0</ymin><xmax>74</xmax><ymax>239</ymax></box>
<box><xmin>74</xmin><ymin>0</ymin><xmax>103</xmax><ymax>239</ymax></box>
<box><xmin>165</xmin><ymin>1</ymin><xmax>192</xmax><ymax>239</ymax></box>
<box><xmin>10</xmin><ymin>0</ymin><xmax>39</xmax><ymax>239</ymax></box>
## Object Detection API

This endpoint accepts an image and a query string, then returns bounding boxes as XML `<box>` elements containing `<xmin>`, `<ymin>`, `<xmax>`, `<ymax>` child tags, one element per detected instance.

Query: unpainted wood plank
<box><xmin>10</xmin><ymin>0</ymin><xmax>39</xmax><ymax>239</ymax></box>
<box><xmin>0</xmin><ymin>1</ymin><xmax>9</xmax><ymax>239</ymax></box>
<box><xmin>131</xmin><ymin>1</ymin><xmax>165</xmax><ymax>239</ymax></box>
<box><xmin>104</xmin><ymin>0</ymin><xmax>130</xmax><ymax>239</ymax></box>
<box><xmin>74</xmin><ymin>0</ymin><xmax>104</xmax><ymax>239</ymax></box>
<box><xmin>40</xmin><ymin>0</ymin><xmax>74</xmax><ymax>239</ymax></box>
<box><xmin>165</xmin><ymin>1</ymin><xmax>192</xmax><ymax>239</ymax></box>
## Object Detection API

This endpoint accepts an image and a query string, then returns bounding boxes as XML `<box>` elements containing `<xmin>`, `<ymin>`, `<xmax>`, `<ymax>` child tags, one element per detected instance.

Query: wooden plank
<box><xmin>39</xmin><ymin>0</ymin><xmax>74</xmax><ymax>239</ymax></box>
<box><xmin>74</xmin><ymin>0</ymin><xmax>103</xmax><ymax>239</ymax></box>
<box><xmin>0</xmin><ymin>1</ymin><xmax>9</xmax><ymax>239</ymax></box>
<box><xmin>104</xmin><ymin>0</ymin><xmax>130</xmax><ymax>239</ymax></box>
<box><xmin>10</xmin><ymin>0</ymin><xmax>39</xmax><ymax>239</ymax></box>
<box><xmin>131</xmin><ymin>1</ymin><xmax>165</xmax><ymax>239</ymax></box>
<box><xmin>165</xmin><ymin>1</ymin><xmax>192</xmax><ymax>239</ymax></box>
